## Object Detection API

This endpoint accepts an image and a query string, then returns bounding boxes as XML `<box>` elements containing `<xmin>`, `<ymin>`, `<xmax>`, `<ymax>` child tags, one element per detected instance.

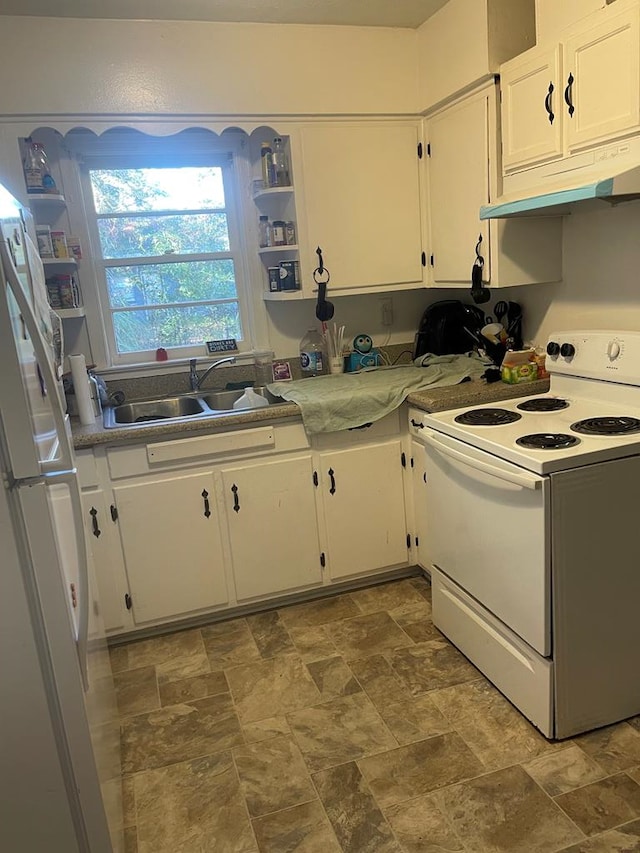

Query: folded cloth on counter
<box><xmin>268</xmin><ymin>353</ymin><xmax>487</xmax><ymax>434</ymax></box>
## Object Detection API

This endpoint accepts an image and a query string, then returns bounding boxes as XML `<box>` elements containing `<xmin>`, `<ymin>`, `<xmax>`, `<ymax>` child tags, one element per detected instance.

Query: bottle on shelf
<box><xmin>258</xmin><ymin>215</ymin><xmax>271</xmax><ymax>248</ymax></box>
<box><xmin>260</xmin><ymin>141</ymin><xmax>274</xmax><ymax>188</ymax></box>
<box><xmin>299</xmin><ymin>328</ymin><xmax>326</xmax><ymax>377</ymax></box>
<box><xmin>23</xmin><ymin>140</ymin><xmax>57</xmax><ymax>194</ymax></box>
<box><xmin>271</xmin><ymin>137</ymin><xmax>290</xmax><ymax>187</ymax></box>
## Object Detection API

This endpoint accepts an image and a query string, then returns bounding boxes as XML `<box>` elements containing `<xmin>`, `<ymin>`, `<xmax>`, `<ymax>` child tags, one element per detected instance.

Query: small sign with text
<box><xmin>206</xmin><ymin>339</ymin><xmax>238</xmax><ymax>354</ymax></box>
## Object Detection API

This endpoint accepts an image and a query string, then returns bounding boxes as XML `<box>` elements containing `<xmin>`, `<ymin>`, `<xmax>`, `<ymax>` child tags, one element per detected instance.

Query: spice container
<box><xmin>271</xmin><ymin>220</ymin><xmax>286</xmax><ymax>246</ymax></box>
<box><xmin>267</xmin><ymin>267</ymin><xmax>280</xmax><ymax>292</ymax></box>
<box><xmin>271</xmin><ymin>137</ymin><xmax>290</xmax><ymax>187</ymax></box>
<box><xmin>285</xmin><ymin>221</ymin><xmax>296</xmax><ymax>245</ymax></box>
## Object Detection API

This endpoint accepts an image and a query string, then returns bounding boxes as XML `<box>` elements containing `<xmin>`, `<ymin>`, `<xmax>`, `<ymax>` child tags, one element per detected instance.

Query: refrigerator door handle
<box><xmin>0</xmin><ymin>236</ymin><xmax>74</xmax><ymax>475</ymax></box>
<box><xmin>43</xmin><ymin>469</ymin><xmax>90</xmax><ymax>689</ymax></box>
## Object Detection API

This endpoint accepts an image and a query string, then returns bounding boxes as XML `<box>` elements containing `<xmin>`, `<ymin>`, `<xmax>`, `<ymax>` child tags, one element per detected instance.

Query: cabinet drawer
<box><xmin>432</xmin><ymin>567</ymin><xmax>553</xmax><ymax>737</ymax></box>
<box><xmin>107</xmin><ymin>422</ymin><xmax>309</xmax><ymax>479</ymax></box>
<box><xmin>312</xmin><ymin>408</ymin><xmax>401</xmax><ymax>449</ymax></box>
<box><xmin>76</xmin><ymin>449</ymin><xmax>99</xmax><ymax>489</ymax></box>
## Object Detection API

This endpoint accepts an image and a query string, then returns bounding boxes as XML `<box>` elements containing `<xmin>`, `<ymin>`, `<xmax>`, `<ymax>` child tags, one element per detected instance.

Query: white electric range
<box><xmin>414</xmin><ymin>330</ymin><xmax>640</xmax><ymax>739</ymax></box>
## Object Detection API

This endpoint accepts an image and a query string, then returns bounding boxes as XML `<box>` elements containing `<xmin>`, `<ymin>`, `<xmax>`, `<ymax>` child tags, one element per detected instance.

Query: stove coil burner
<box><xmin>571</xmin><ymin>417</ymin><xmax>640</xmax><ymax>436</ymax></box>
<box><xmin>516</xmin><ymin>398</ymin><xmax>569</xmax><ymax>413</ymax></box>
<box><xmin>516</xmin><ymin>433</ymin><xmax>581</xmax><ymax>450</ymax></box>
<box><xmin>454</xmin><ymin>408</ymin><xmax>522</xmax><ymax>426</ymax></box>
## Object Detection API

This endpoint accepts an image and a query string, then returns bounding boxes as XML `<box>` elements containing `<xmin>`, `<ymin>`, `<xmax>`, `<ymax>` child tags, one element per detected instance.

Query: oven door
<box><xmin>422</xmin><ymin>430</ymin><xmax>551</xmax><ymax>656</ymax></box>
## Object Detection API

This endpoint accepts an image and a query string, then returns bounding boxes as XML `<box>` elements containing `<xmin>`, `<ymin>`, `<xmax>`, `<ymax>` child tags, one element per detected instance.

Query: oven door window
<box><xmin>423</xmin><ymin>432</ymin><xmax>551</xmax><ymax>656</ymax></box>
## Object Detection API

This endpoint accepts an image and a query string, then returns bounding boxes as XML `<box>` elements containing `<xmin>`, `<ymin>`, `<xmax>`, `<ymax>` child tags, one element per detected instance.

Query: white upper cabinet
<box><xmin>501</xmin><ymin>45</ymin><xmax>564</xmax><ymax>172</ymax></box>
<box><xmin>425</xmin><ymin>82</ymin><xmax>562</xmax><ymax>288</ymax></box>
<box><xmin>295</xmin><ymin>123</ymin><xmax>424</xmax><ymax>293</ymax></box>
<box><xmin>501</xmin><ymin>3</ymin><xmax>640</xmax><ymax>174</ymax></box>
<box><xmin>427</xmin><ymin>90</ymin><xmax>492</xmax><ymax>285</ymax></box>
<box><xmin>565</xmin><ymin>7</ymin><xmax>640</xmax><ymax>154</ymax></box>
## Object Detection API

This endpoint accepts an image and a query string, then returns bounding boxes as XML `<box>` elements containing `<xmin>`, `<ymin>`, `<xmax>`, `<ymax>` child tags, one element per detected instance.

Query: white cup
<box><xmin>329</xmin><ymin>356</ymin><xmax>345</xmax><ymax>375</ymax></box>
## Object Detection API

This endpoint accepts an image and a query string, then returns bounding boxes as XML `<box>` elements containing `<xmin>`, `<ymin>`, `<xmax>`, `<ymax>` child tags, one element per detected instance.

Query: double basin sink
<box><xmin>103</xmin><ymin>386</ymin><xmax>285</xmax><ymax>429</ymax></box>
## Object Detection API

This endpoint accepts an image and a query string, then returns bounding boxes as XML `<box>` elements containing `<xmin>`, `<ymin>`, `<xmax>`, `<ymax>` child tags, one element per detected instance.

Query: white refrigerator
<box><xmin>0</xmin><ymin>182</ymin><xmax>122</xmax><ymax>852</ymax></box>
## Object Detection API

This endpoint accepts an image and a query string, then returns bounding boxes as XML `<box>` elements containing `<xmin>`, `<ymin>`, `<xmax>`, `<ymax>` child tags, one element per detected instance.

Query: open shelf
<box><xmin>263</xmin><ymin>290</ymin><xmax>305</xmax><ymax>302</ymax></box>
<box><xmin>42</xmin><ymin>257</ymin><xmax>77</xmax><ymax>267</ymax></box>
<box><xmin>27</xmin><ymin>193</ymin><xmax>66</xmax><ymax>205</ymax></box>
<box><xmin>55</xmin><ymin>306</ymin><xmax>85</xmax><ymax>319</ymax></box>
<box><xmin>253</xmin><ymin>187</ymin><xmax>294</xmax><ymax>201</ymax></box>
<box><xmin>257</xmin><ymin>244</ymin><xmax>299</xmax><ymax>255</ymax></box>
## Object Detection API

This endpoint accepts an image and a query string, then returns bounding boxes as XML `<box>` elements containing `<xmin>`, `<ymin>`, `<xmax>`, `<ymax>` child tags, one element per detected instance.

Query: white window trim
<box><xmin>74</xmin><ymin>131</ymin><xmax>256</xmax><ymax>368</ymax></box>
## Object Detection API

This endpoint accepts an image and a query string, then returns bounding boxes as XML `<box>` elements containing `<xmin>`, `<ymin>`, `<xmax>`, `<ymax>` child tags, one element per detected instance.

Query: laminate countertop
<box><xmin>71</xmin><ymin>377</ymin><xmax>550</xmax><ymax>450</ymax></box>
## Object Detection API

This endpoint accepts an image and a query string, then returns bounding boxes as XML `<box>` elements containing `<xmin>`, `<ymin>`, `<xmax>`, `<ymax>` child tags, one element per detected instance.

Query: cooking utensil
<box><xmin>494</xmin><ymin>301</ymin><xmax>508</xmax><ymax>326</ymax></box>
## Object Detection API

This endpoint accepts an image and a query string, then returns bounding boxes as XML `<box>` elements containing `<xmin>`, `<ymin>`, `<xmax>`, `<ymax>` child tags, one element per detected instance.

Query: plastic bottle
<box><xmin>23</xmin><ymin>141</ymin><xmax>57</xmax><ymax>194</ymax></box>
<box><xmin>258</xmin><ymin>215</ymin><xmax>271</xmax><ymax>248</ymax></box>
<box><xmin>272</xmin><ymin>137</ymin><xmax>290</xmax><ymax>187</ymax></box>
<box><xmin>260</xmin><ymin>142</ymin><xmax>274</xmax><ymax>188</ymax></box>
<box><xmin>299</xmin><ymin>328</ymin><xmax>326</xmax><ymax>377</ymax></box>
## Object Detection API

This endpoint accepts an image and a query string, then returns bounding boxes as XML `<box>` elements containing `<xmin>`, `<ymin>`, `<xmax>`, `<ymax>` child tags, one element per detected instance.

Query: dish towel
<box><xmin>268</xmin><ymin>353</ymin><xmax>487</xmax><ymax>434</ymax></box>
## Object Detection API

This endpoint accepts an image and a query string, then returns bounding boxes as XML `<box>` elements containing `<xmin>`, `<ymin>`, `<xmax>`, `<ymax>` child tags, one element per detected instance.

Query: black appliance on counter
<box><xmin>413</xmin><ymin>299</ymin><xmax>523</xmax><ymax>366</ymax></box>
<box><xmin>413</xmin><ymin>300</ymin><xmax>486</xmax><ymax>358</ymax></box>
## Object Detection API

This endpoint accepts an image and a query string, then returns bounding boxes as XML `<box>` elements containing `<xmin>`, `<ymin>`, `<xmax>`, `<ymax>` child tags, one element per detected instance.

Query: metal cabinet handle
<box><xmin>89</xmin><ymin>506</ymin><xmax>101</xmax><ymax>538</ymax></box>
<box><xmin>328</xmin><ymin>468</ymin><xmax>336</xmax><ymax>495</ymax></box>
<box><xmin>202</xmin><ymin>489</ymin><xmax>211</xmax><ymax>518</ymax></box>
<box><xmin>231</xmin><ymin>484</ymin><xmax>240</xmax><ymax>513</ymax></box>
<box><xmin>564</xmin><ymin>73</ymin><xmax>575</xmax><ymax>117</ymax></box>
<box><xmin>410</xmin><ymin>418</ymin><xmax>424</xmax><ymax>429</ymax></box>
<box><xmin>544</xmin><ymin>81</ymin><xmax>555</xmax><ymax>125</ymax></box>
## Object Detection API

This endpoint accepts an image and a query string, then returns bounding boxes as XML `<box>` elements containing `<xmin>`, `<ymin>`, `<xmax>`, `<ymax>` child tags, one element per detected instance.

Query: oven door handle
<box><xmin>423</xmin><ymin>432</ymin><xmax>542</xmax><ymax>491</ymax></box>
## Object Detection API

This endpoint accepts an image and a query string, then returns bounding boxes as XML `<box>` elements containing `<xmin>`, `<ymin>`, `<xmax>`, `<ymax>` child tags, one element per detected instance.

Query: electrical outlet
<box><xmin>380</xmin><ymin>297</ymin><xmax>394</xmax><ymax>326</ymax></box>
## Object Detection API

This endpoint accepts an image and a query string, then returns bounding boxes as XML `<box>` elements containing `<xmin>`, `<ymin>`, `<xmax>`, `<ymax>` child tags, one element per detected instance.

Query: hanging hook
<box><xmin>474</xmin><ymin>233</ymin><xmax>484</xmax><ymax>263</ymax></box>
<box><xmin>315</xmin><ymin>246</ymin><xmax>324</xmax><ymax>274</ymax></box>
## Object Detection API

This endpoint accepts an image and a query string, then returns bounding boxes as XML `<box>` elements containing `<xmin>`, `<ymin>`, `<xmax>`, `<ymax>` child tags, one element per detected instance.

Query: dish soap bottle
<box><xmin>299</xmin><ymin>328</ymin><xmax>325</xmax><ymax>377</ymax></box>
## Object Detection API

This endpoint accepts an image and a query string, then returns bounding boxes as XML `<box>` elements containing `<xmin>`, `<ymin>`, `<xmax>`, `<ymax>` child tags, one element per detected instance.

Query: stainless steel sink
<box><xmin>109</xmin><ymin>395</ymin><xmax>205</xmax><ymax>425</ymax></box>
<box><xmin>102</xmin><ymin>387</ymin><xmax>286</xmax><ymax>429</ymax></box>
<box><xmin>201</xmin><ymin>386</ymin><xmax>283</xmax><ymax>411</ymax></box>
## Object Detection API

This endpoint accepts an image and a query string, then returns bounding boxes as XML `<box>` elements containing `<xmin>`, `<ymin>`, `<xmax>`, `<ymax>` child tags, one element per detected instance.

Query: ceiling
<box><xmin>0</xmin><ymin>0</ymin><xmax>450</xmax><ymax>28</ymax></box>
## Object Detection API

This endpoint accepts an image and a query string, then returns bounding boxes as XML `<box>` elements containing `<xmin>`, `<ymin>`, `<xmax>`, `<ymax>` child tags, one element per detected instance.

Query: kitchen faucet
<box><xmin>189</xmin><ymin>356</ymin><xmax>236</xmax><ymax>392</ymax></box>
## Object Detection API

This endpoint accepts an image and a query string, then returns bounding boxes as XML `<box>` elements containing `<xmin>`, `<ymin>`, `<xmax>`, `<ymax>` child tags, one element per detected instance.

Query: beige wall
<box><xmin>534</xmin><ymin>0</ymin><xmax>605</xmax><ymax>43</ymax></box>
<box><xmin>0</xmin><ymin>17</ymin><xmax>418</xmax><ymax>117</ymax></box>
<box><xmin>416</xmin><ymin>0</ymin><xmax>535</xmax><ymax>113</ymax></box>
<box><xmin>512</xmin><ymin>200</ymin><xmax>640</xmax><ymax>346</ymax></box>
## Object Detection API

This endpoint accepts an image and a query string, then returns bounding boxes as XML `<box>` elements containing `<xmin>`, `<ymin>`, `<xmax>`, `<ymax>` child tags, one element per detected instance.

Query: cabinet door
<box><xmin>427</xmin><ymin>89</ymin><xmax>492</xmax><ymax>285</ymax></box>
<box><xmin>297</xmin><ymin>124</ymin><xmax>423</xmax><ymax>290</ymax></box>
<box><xmin>565</xmin><ymin>7</ymin><xmax>640</xmax><ymax>153</ymax></box>
<box><xmin>501</xmin><ymin>44</ymin><xmax>564</xmax><ymax>172</ymax></box>
<box><xmin>221</xmin><ymin>456</ymin><xmax>322</xmax><ymax>601</ymax></box>
<box><xmin>411</xmin><ymin>439</ymin><xmax>430</xmax><ymax>570</ymax></box>
<box><xmin>81</xmin><ymin>490</ymin><xmax>130</xmax><ymax>634</ymax></box>
<box><xmin>319</xmin><ymin>441</ymin><xmax>408</xmax><ymax>580</ymax></box>
<box><xmin>113</xmin><ymin>472</ymin><xmax>228</xmax><ymax>624</ymax></box>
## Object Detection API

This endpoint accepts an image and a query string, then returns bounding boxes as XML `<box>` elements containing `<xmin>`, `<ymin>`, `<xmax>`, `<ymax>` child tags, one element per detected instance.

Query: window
<box><xmin>80</xmin><ymin>134</ymin><xmax>249</xmax><ymax>365</ymax></box>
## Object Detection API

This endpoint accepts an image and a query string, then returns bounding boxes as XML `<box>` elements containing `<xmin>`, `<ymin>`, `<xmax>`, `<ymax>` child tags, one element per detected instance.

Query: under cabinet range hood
<box><xmin>480</xmin><ymin>163</ymin><xmax>640</xmax><ymax>219</ymax></box>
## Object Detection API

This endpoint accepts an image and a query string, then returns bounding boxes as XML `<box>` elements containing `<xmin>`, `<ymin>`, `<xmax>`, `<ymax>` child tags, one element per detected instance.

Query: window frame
<box><xmin>77</xmin><ymin>135</ymin><xmax>254</xmax><ymax>367</ymax></box>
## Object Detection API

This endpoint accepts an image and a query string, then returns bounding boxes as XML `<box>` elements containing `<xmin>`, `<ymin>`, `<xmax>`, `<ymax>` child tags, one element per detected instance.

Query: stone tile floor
<box><xmin>111</xmin><ymin>576</ymin><xmax>640</xmax><ymax>852</ymax></box>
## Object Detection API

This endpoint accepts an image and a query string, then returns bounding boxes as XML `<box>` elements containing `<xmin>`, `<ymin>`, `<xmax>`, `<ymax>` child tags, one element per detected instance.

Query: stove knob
<box><xmin>560</xmin><ymin>343</ymin><xmax>576</xmax><ymax>358</ymax></box>
<box><xmin>607</xmin><ymin>340</ymin><xmax>621</xmax><ymax>360</ymax></box>
<box><xmin>546</xmin><ymin>341</ymin><xmax>560</xmax><ymax>357</ymax></box>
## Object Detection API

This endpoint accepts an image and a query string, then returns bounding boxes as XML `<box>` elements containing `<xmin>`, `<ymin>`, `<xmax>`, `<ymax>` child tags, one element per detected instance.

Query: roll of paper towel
<box><xmin>69</xmin><ymin>353</ymin><xmax>95</xmax><ymax>425</ymax></box>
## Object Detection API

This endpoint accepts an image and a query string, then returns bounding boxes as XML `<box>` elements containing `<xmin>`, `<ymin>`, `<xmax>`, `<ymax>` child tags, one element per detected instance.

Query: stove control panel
<box><xmin>546</xmin><ymin>331</ymin><xmax>639</xmax><ymax>384</ymax></box>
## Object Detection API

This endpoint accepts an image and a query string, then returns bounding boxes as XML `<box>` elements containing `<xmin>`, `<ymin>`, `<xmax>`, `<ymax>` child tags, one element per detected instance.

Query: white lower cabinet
<box><xmin>83</xmin><ymin>417</ymin><xmax>415</xmax><ymax>634</ymax></box>
<box><xmin>220</xmin><ymin>455</ymin><xmax>323</xmax><ymax>601</ymax></box>
<box><xmin>81</xmin><ymin>489</ymin><xmax>131</xmax><ymax>634</ymax></box>
<box><xmin>410</xmin><ymin>437</ymin><xmax>430</xmax><ymax>570</ymax></box>
<box><xmin>317</xmin><ymin>440</ymin><xmax>409</xmax><ymax>580</ymax></box>
<box><xmin>112</xmin><ymin>471</ymin><xmax>228</xmax><ymax>625</ymax></box>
